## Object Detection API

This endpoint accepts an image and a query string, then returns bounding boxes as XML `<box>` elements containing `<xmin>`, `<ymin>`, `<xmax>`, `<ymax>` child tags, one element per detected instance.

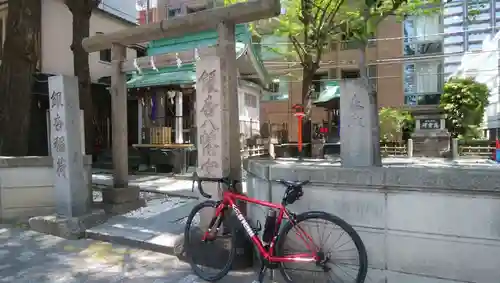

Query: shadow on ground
<box><xmin>0</xmin><ymin>225</ymin><xmax>258</xmax><ymax>283</ymax></box>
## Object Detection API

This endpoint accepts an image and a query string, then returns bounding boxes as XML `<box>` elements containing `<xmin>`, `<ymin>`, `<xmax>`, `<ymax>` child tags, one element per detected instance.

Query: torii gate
<box><xmin>82</xmin><ymin>1</ymin><xmax>281</xmax><ymax>194</ymax></box>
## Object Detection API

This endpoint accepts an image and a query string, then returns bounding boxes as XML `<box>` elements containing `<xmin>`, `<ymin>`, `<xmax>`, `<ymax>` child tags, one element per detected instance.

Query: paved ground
<box><xmin>0</xmin><ymin>225</ymin><xmax>260</xmax><ymax>283</ymax></box>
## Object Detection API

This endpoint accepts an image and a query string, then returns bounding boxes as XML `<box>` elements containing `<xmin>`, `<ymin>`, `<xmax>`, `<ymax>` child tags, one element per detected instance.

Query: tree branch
<box><xmin>289</xmin><ymin>34</ymin><xmax>307</xmax><ymax>66</ymax></box>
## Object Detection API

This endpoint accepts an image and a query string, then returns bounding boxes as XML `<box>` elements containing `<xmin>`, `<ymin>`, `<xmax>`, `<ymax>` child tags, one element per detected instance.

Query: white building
<box><xmin>453</xmin><ymin>31</ymin><xmax>500</xmax><ymax>136</ymax></box>
<box><xmin>0</xmin><ymin>0</ymin><xmax>138</xmax><ymax>82</ymax></box>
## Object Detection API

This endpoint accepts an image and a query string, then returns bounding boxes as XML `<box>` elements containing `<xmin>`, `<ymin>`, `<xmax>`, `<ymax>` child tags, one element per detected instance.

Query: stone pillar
<box><xmin>195</xmin><ymin>47</ymin><xmax>230</xmax><ymax>198</ymax></box>
<box><xmin>339</xmin><ymin>79</ymin><xmax>374</xmax><ymax>167</ymax></box>
<box><xmin>111</xmin><ymin>44</ymin><xmax>129</xmax><ymax>188</ymax></box>
<box><xmin>47</xmin><ymin>75</ymin><xmax>89</xmax><ymax>217</ymax></box>
<box><xmin>411</xmin><ymin>106</ymin><xmax>450</xmax><ymax>157</ymax></box>
<box><xmin>217</xmin><ymin>21</ymin><xmax>241</xmax><ymax>186</ymax></box>
<box><xmin>175</xmin><ymin>91</ymin><xmax>184</xmax><ymax>143</ymax></box>
<box><xmin>138</xmin><ymin>100</ymin><xmax>143</xmax><ymax>144</ymax></box>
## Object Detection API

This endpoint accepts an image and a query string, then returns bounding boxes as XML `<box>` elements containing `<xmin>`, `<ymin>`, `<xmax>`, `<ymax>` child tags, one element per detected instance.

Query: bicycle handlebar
<box><xmin>191</xmin><ymin>172</ymin><xmax>237</xmax><ymax>199</ymax></box>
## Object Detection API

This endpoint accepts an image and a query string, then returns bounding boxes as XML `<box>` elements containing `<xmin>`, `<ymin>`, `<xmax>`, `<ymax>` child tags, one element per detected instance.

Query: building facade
<box><xmin>261</xmin><ymin>16</ymin><xmax>404</xmax><ymax>142</ymax></box>
<box><xmin>443</xmin><ymin>0</ymin><xmax>499</xmax><ymax>79</ymax></box>
<box><xmin>403</xmin><ymin>1</ymin><xmax>500</xmax><ymax>107</ymax></box>
<box><xmin>39</xmin><ymin>0</ymin><xmax>138</xmax><ymax>82</ymax></box>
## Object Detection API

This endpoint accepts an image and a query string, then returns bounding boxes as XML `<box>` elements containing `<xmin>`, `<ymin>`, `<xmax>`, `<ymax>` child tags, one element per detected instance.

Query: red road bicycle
<box><xmin>185</xmin><ymin>172</ymin><xmax>368</xmax><ymax>283</ymax></box>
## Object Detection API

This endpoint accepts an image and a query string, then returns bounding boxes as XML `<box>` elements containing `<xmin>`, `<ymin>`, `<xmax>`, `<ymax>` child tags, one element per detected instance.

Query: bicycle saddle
<box><xmin>277</xmin><ymin>179</ymin><xmax>310</xmax><ymax>188</ymax></box>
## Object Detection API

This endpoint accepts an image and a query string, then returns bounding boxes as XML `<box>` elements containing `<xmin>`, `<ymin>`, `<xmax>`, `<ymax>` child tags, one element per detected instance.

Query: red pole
<box><xmin>297</xmin><ymin>116</ymin><xmax>303</xmax><ymax>153</ymax></box>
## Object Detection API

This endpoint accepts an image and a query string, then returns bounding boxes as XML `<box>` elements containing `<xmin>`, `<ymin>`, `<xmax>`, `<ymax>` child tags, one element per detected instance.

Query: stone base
<box><xmin>412</xmin><ymin>131</ymin><xmax>450</xmax><ymax>157</ymax></box>
<box><xmin>101</xmin><ymin>198</ymin><xmax>146</xmax><ymax>215</ymax></box>
<box><xmin>28</xmin><ymin>210</ymin><xmax>108</xmax><ymax>239</ymax></box>
<box><xmin>101</xmin><ymin>186</ymin><xmax>140</xmax><ymax>204</ymax></box>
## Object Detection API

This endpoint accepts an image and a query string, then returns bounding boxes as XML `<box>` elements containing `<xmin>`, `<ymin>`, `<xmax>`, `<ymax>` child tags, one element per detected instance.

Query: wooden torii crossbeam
<box><xmin>82</xmin><ymin>0</ymin><xmax>281</xmax><ymax>189</ymax></box>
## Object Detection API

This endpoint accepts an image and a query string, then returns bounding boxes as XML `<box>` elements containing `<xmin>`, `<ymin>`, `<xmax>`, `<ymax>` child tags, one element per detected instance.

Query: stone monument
<box><xmin>410</xmin><ymin>105</ymin><xmax>450</xmax><ymax>157</ymax></box>
<box><xmin>29</xmin><ymin>76</ymin><xmax>106</xmax><ymax>239</ymax></box>
<box><xmin>195</xmin><ymin>47</ymin><xmax>230</xmax><ymax>198</ymax></box>
<box><xmin>47</xmin><ymin>76</ymin><xmax>88</xmax><ymax>217</ymax></box>
<box><xmin>339</xmin><ymin>79</ymin><xmax>374</xmax><ymax>167</ymax></box>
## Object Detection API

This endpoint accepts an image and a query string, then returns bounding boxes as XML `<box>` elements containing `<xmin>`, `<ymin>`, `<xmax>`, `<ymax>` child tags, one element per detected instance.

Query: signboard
<box><xmin>419</xmin><ymin>119</ymin><xmax>441</xmax><ymax>130</ymax></box>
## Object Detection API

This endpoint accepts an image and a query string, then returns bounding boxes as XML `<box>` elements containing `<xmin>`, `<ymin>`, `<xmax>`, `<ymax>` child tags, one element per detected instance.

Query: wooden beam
<box><xmin>82</xmin><ymin>0</ymin><xmax>281</xmax><ymax>53</ymax></box>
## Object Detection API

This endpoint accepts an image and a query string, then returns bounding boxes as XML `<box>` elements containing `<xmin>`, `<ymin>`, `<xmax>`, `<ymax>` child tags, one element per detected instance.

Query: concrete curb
<box><xmin>85</xmin><ymin>229</ymin><xmax>184</xmax><ymax>257</ymax></box>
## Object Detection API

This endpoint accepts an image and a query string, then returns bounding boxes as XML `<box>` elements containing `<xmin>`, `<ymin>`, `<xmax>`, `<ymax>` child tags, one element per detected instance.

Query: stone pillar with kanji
<box><xmin>195</xmin><ymin>47</ymin><xmax>230</xmax><ymax>200</ymax></box>
<box><xmin>47</xmin><ymin>75</ymin><xmax>90</xmax><ymax>217</ymax></box>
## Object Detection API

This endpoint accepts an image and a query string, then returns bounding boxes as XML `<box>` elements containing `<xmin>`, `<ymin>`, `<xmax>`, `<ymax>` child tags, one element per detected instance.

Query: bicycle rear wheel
<box><xmin>184</xmin><ymin>200</ymin><xmax>236</xmax><ymax>282</ymax></box>
<box><xmin>276</xmin><ymin>211</ymin><xmax>368</xmax><ymax>283</ymax></box>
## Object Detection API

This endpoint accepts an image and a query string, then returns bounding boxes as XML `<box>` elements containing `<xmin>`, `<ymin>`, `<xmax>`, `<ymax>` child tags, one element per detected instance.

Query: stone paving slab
<box><xmin>86</xmin><ymin>197</ymin><xmax>198</xmax><ymax>255</ymax></box>
<box><xmin>92</xmin><ymin>174</ymin><xmax>199</xmax><ymax>198</ymax></box>
<box><xmin>0</xmin><ymin>225</ymin><xmax>260</xmax><ymax>283</ymax></box>
<box><xmin>92</xmin><ymin>173</ymin><xmax>248</xmax><ymax>197</ymax></box>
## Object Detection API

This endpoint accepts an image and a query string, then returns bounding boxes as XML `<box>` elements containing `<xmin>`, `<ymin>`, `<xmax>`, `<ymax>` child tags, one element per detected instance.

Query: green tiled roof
<box><xmin>126</xmin><ymin>23</ymin><xmax>270</xmax><ymax>88</ymax></box>
<box><xmin>314</xmin><ymin>82</ymin><xmax>340</xmax><ymax>104</ymax></box>
<box><xmin>147</xmin><ymin>24</ymin><xmax>251</xmax><ymax>55</ymax></box>
<box><xmin>127</xmin><ymin>43</ymin><xmax>247</xmax><ymax>89</ymax></box>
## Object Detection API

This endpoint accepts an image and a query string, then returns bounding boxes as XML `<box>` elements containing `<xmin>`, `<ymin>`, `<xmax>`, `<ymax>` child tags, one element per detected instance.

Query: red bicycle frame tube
<box><xmin>208</xmin><ymin>190</ymin><xmax>319</xmax><ymax>263</ymax></box>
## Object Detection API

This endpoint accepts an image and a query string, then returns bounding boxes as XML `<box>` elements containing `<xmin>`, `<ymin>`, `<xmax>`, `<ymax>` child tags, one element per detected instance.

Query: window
<box><xmin>468</xmin><ymin>42</ymin><xmax>483</xmax><ymax>51</ymax></box>
<box><xmin>268</xmin><ymin>82</ymin><xmax>279</xmax><ymax>92</ymax></box>
<box><xmin>244</xmin><ymin>93</ymin><xmax>257</xmax><ymax>108</ymax></box>
<box><xmin>96</xmin><ymin>32</ymin><xmax>111</xmax><ymax>62</ymax></box>
<box><xmin>404</xmin><ymin>60</ymin><xmax>443</xmax><ymax>106</ymax></box>
<box><xmin>405</xmin><ymin>15</ymin><xmax>441</xmax><ymax>43</ymax></box>
<box><xmin>313</xmin><ymin>72</ymin><xmax>328</xmax><ymax>95</ymax></box>
<box><xmin>341</xmin><ymin>69</ymin><xmax>360</xmax><ymax>79</ymax></box>
<box><xmin>404</xmin><ymin>42</ymin><xmax>442</xmax><ymax>56</ymax></box>
<box><xmin>168</xmin><ymin>8</ymin><xmax>181</xmax><ymax>18</ymax></box>
<box><xmin>263</xmin><ymin>94</ymin><xmax>289</xmax><ymax>101</ymax></box>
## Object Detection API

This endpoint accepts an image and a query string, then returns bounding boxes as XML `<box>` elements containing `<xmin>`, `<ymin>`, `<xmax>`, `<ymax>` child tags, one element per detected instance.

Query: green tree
<box><xmin>65</xmin><ymin>0</ymin><xmax>101</xmax><ymax>155</ymax></box>
<box><xmin>379</xmin><ymin>107</ymin><xmax>413</xmax><ymax>142</ymax></box>
<box><xmin>225</xmin><ymin>0</ymin><xmax>346</xmax><ymax>148</ymax></box>
<box><xmin>440</xmin><ymin>77</ymin><xmax>489</xmax><ymax>139</ymax></box>
<box><xmin>0</xmin><ymin>0</ymin><xmax>42</xmax><ymax>156</ymax></box>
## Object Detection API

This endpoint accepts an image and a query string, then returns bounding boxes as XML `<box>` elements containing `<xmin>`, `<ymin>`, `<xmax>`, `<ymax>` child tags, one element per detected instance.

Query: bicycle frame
<box><xmin>203</xmin><ymin>190</ymin><xmax>320</xmax><ymax>264</ymax></box>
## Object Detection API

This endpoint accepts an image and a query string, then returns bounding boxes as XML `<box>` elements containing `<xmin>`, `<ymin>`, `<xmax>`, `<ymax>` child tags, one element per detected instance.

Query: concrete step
<box><xmin>86</xmin><ymin>197</ymin><xmax>197</xmax><ymax>255</ymax></box>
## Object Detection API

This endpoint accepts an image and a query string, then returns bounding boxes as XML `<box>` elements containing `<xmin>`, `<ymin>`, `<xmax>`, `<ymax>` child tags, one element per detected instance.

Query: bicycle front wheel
<box><xmin>184</xmin><ymin>200</ymin><xmax>236</xmax><ymax>282</ymax></box>
<box><xmin>276</xmin><ymin>211</ymin><xmax>368</xmax><ymax>283</ymax></box>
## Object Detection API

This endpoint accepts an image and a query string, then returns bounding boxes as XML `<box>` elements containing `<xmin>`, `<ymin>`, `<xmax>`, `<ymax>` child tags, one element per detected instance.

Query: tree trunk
<box><xmin>301</xmin><ymin>66</ymin><xmax>315</xmax><ymax>154</ymax></box>
<box><xmin>0</xmin><ymin>0</ymin><xmax>42</xmax><ymax>156</ymax></box>
<box><xmin>67</xmin><ymin>1</ymin><xmax>100</xmax><ymax>156</ymax></box>
<box><xmin>358</xmin><ymin>44</ymin><xmax>382</xmax><ymax>166</ymax></box>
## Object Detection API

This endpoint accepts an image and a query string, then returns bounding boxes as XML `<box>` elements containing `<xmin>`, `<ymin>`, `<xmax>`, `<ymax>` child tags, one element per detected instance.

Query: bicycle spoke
<box><xmin>279</xmin><ymin>214</ymin><xmax>365</xmax><ymax>283</ymax></box>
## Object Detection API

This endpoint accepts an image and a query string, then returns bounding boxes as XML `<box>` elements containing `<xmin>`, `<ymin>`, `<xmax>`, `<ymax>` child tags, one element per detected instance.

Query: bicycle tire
<box><xmin>184</xmin><ymin>200</ymin><xmax>236</xmax><ymax>282</ymax></box>
<box><xmin>276</xmin><ymin>211</ymin><xmax>368</xmax><ymax>283</ymax></box>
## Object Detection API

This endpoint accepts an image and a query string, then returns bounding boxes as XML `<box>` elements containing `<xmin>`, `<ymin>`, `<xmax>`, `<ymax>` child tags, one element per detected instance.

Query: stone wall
<box><xmin>244</xmin><ymin>159</ymin><xmax>500</xmax><ymax>283</ymax></box>
<box><xmin>0</xmin><ymin>156</ymin><xmax>92</xmax><ymax>221</ymax></box>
